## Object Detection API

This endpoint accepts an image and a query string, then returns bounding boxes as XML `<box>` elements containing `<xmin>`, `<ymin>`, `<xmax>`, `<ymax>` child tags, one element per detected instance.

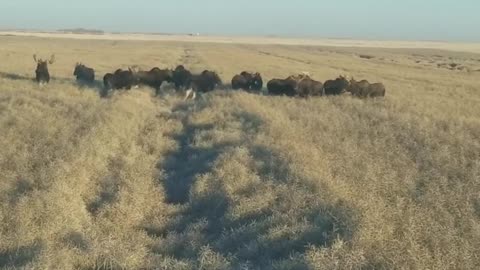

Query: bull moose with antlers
<box><xmin>33</xmin><ymin>54</ymin><xmax>55</xmax><ymax>85</ymax></box>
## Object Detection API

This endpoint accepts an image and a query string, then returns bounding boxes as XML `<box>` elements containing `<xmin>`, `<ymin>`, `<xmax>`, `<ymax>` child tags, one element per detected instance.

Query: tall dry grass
<box><xmin>0</xmin><ymin>35</ymin><xmax>479</xmax><ymax>269</ymax></box>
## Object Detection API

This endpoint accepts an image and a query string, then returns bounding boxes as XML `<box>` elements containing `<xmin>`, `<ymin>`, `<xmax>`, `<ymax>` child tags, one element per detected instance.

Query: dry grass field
<box><xmin>0</xmin><ymin>35</ymin><xmax>479</xmax><ymax>269</ymax></box>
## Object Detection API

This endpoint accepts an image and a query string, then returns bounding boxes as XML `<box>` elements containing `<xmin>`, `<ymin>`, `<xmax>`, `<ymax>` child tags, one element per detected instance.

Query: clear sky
<box><xmin>0</xmin><ymin>0</ymin><xmax>478</xmax><ymax>41</ymax></box>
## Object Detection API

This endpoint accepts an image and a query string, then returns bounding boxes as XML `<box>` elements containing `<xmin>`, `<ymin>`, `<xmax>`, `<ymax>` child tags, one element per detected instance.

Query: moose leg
<box><xmin>184</xmin><ymin>89</ymin><xmax>193</xmax><ymax>101</ymax></box>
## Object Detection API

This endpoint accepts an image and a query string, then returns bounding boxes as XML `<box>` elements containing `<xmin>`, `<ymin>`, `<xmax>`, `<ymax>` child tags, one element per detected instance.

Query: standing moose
<box><xmin>33</xmin><ymin>54</ymin><xmax>55</xmax><ymax>85</ymax></box>
<box><xmin>73</xmin><ymin>63</ymin><xmax>95</xmax><ymax>85</ymax></box>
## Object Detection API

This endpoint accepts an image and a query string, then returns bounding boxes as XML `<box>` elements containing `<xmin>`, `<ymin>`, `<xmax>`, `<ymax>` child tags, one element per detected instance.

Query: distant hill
<box><xmin>58</xmin><ymin>28</ymin><xmax>104</xmax><ymax>35</ymax></box>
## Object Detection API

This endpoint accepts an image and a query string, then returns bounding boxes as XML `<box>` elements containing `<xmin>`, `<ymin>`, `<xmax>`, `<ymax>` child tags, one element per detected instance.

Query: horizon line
<box><xmin>1</xmin><ymin>27</ymin><xmax>479</xmax><ymax>44</ymax></box>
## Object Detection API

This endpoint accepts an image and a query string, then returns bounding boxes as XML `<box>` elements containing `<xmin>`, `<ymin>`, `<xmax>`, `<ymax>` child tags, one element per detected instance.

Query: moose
<box><xmin>33</xmin><ymin>54</ymin><xmax>55</xmax><ymax>85</ymax></box>
<box><xmin>73</xmin><ymin>63</ymin><xmax>95</xmax><ymax>84</ymax></box>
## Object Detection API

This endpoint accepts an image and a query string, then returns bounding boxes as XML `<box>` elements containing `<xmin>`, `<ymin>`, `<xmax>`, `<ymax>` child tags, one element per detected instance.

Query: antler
<box><xmin>33</xmin><ymin>54</ymin><xmax>38</xmax><ymax>63</ymax></box>
<box><xmin>49</xmin><ymin>54</ymin><xmax>55</xmax><ymax>64</ymax></box>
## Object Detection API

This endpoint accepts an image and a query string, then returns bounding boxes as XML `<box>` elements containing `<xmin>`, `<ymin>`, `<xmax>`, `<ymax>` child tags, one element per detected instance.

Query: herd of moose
<box><xmin>33</xmin><ymin>54</ymin><xmax>386</xmax><ymax>100</ymax></box>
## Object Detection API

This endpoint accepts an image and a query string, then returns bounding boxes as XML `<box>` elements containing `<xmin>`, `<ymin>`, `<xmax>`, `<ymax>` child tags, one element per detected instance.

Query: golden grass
<box><xmin>0</xmin><ymin>35</ymin><xmax>479</xmax><ymax>269</ymax></box>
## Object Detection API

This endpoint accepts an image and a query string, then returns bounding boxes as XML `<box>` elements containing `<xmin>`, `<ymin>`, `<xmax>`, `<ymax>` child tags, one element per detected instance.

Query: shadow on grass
<box><xmin>0</xmin><ymin>70</ymin><xmax>106</xmax><ymax>96</ymax></box>
<box><xmin>160</xmin><ymin>100</ymin><xmax>267</xmax><ymax>205</ymax></box>
<box><xmin>86</xmin><ymin>175</ymin><xmax>120</xmax><ymax>215</ymax></box>
<box><xmin>0</xmin><ymin>241</ymin><xmax>43</xmax><ymax>268</ymax></box>
<box><xmin>0</xmin><ymin>71</ymin><xmax>33</xmax><ymax>82</ymax></box>
<box><xmin>0</xmin><ymin>71</ymin><xmax>75</xmax><ymax>85</ymax></box>
<box><xmin>152</xmin><ymin>146</ymin><xmax>357</xmax><ymax>268</ymax></box>
<box><xmin>9</xmin><ymin>177</ymin><xmax>35</xmax><ymax>205</ymax></box>
<box><xmin>161</xmin><ymin>123</ymin><xmax>229</xmax><ymax>204</ymax></box>
<box><xmin>75</xmin><ymin>79</ymin><xmax>105</xmax><ymax>92</ymax></box>
<box><xmin>87</xmin><ymin>157</ymin><xmax>125</xmax><ymax>216</ymax></box>
<box><xmin>62</xmin><ymin>231</ymin><xmax>90</xmax><ymax>251</ymax></box>
<box><xmin>149</xmin><ymin>100</ymin><xmax>358</xmax><ymax>268</ymax></box>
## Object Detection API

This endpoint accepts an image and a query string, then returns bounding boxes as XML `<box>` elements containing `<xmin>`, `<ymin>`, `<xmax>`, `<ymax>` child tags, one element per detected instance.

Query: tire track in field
<box><xmin>178</xmin><ymin>46</ymin><xmax>196</xmax><ymax>66</ymax></box>
<box><xmin>252</xmin><ymin>47</ymin><xmax>355</xmax><ymax>75</ymax></box>
<box><xmin>176</xmin><ymin>44</ymin><xmax>204</xmax><ymax>71</ymax></box>
<box><xmin>76</xmin><ymin>92</ymin><xmax>183</xmax><ymax>269</ymax></box>
<box><xmin>257</xmin><ymin>50</ymin><xmax>314</xmax><ymax>65</ymax></box>
<box><xmin>156</xmin><ymin>99</ymin><xmax>212</xmax><ymax>205</ymax></box>
<box><xmin>144</xmin><ymin>92</ymin><xmax>357</xmax><ymax>269</ymax></box>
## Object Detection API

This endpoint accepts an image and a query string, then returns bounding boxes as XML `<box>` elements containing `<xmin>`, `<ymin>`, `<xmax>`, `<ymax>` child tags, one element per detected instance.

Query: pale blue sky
<box><xmin>0</xmin><ymin>0</ymin><xmax>478</xmax><ymax>41</ymax></box>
